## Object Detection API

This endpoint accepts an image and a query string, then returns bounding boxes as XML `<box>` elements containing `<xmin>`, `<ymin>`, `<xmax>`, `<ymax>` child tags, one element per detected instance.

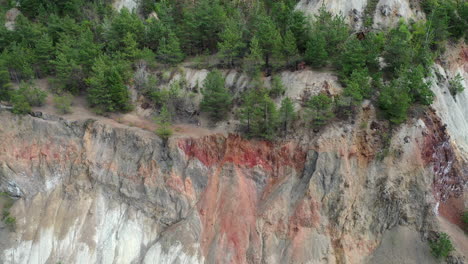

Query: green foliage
<box><xmin>423</xmin><ymin>0</ymin><xmax>467</xmax><ymax>42</ymax></box>
<box><xmin>3</xmin><ymin>42</ymin><xmax>35</xmax><ymax>82</ymax></box>
<box><xmin>288</xmin><ymin>10</ymin><xmax>310</xmax><ymax>53</ymax></box>
<box><xmin>383</xmin><ymin>21</ymin><xmax>413</xmax><ymax>74</ymax></box>
<box><xmin>154</xmin><ymin>105</ymin><xmax>173</xmax><ymax>141</ymax></box>
<box><xmin>34</xmin><ymin>33</ymin><xmax>54</xmax><ymax>75</ymax></box>
<box><xmin>53</xmin><ymin>93</ymin><xmax>73</xmax><ymax>114</ymax></box>
<box><xmin>0</xmin><ymin>57</ymin><xmax>12</xmax><ymax>101</ymax></box>
<box><xmin>430</xmin><ymin>233</ymin><xmax>454</xmax><ymax>259</ymax></box>
<box><xmin>399</xmin><ymin>66</ymin><xmax>434</xmax><ymax>105</ymax></box>
<box><xmin>449</xmin><ymin>73</ymin><xmax>465</xmax><ymax>97</ymax></box>
<box><xmin>336</xmin><ymin>37</ymin><xmax>367</xmax><ymax>78</ymax></box>
<box><xmin>17</xmin><ymin>81</ymin><xmax>47</xmax><ymax>107</ymax></box>
<box><xmin>462</xmin><ymin>211</ymin><xmax>468</xmax><ymax>225</ymax></box>
<box><xmin>11</xmin><ymin>93</ymin><xmax>31</xmax><ymax>115</ymax></box>
<box><xmin>178</xmin><ymin>0</ymin><xmax>227</xmax><ymax>54</ymax></box>
<box><xmin>335</xmin><ymin>33</ymin><xmax>384</xmax><ymax>78</ymax></box>
<box><xmin>218</xmin><ymin>17</ymin><xmax>246</xmax><ymax>67</ymax></box>
<box><xmin>122</xmin><ymin>32</ymin><xmax>139</xmax><ymax>60</ymax></box>
<box><xmin>282</xmin><ymin>29</ymin><xmax>299</xmax><ymax>65</ymax></box>
<box><xmin>9</xmin><ymin>81</ymin><xmax>47</xmax><ymax>114</ymax></box>
<box><xmin>86</xmin><ymin>56</ymin><xmax>132</xmax><ymax>113</ymax></box>
<box><xmin>244</xmin><ymin>36</ymin><xmax>263</xmax><ymax>75</ymax></box>
<box><xmin>279</xmin><ymin>97</ymin><xmax>296</xmax><ymax>134</ymax></box>
<box><xmin>254</xmin><ymin>12</ymin><xmax>282</xmax><ymax>68</ymax></box>
<box><xmin>200</xmin><ymin>70</ymin><xmax>232</xmax><ymax>121</ymax></box>
<box><xmin>378</xmin><ymin>78</ymin><xmax>412</xmax><ymax>124</ymax></box>
<box><xmin>305</xmin><ymin>32</ymin><xmax>328</xmax><ymax>67</ymax></box>
<box><xmin>239</xmin><ymin>88</ymin><xmax>279</xmax><ymax>140</ymax></box>
<box><xmin>269</xmin><ymin>75</ymin><xmax>285</xmax><ymax>98</ymax></box>
<box><xmin>312</xmin><ymin>8</ymin><xmax>349</xmax><ymax>59</ymax></box>
<box><xmin>343</xmin><ymin>68</ymin><xmax>372</xmax><ymax>106</ymax></box>
<box><xmin>306</xmin><ymin>94</ymin><xmax>335</xmax><ymax>128</ymax></box>
<box><xmin>18</xmin><ymin>0</ymin><xmax>82</xmax><ymax>18</ymax></box>
<box><xmin>104</xmin><ymin>8</ymin><xmax>144</xmax><ymax>52</ymax></box>
<box><xmin>157</xmin><ymin>31</ymin><xmax>184</xmax><ymax>65</ymax></box>
<box><xmin>51</xmin><ymin>52</ymin><xmax>84</xmax><ymax>93</ymax></box>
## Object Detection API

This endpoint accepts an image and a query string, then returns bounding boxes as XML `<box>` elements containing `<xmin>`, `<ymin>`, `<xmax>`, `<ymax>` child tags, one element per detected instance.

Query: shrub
<box><xmin>269</xmin><ymin>76</ymin><xmax>286</xmax><ymax>98</ymax></box>
<box><xmin>17</xmin><ymin>81</ymin><xmax>47</xmax><ymax>107</ymax></box>
<box><xmin>154</xmin><ymin>105</ymin><xmax>173</xmax><ymax>142</ymax></box>
<box><xmin>430</xmin><ymin>233</ymin><xmax>454</xmax><ymax>259</ymax></box>
<box><xmin>462</xmin><ymin>211</ymin><xmax>468</xmax><ymax>225</ymax></box>
<box><xmin>53</xmin><ymin>94</ymin><xmax>73</xmax><ymax>114</ymax></box>
<box><xmin>11</xmin><ymin>93</ymin><xmax>31</xmax><ymax>115</ymax></box>
<box><xmin>306</xmin><ymin>94</ymin><xmax>335</xmax><ymax>128</ymax></box>
<box><xmin>378</xmin><ymin>79</ymin><xmax>411</xmax><ymax>124</ymax></box>
<box><xmin>449</xmin><ymin>73</ymin><xmax>465</xmax><ymax>97</ymax></box>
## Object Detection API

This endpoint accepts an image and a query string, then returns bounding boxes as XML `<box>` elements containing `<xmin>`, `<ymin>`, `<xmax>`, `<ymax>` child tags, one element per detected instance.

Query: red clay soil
<box><xmin>177</xmin><ymin>134</ymin><xmax>308</xmax><ymax>263</ymax></box>
<box><xmin>422</xmin><ymin>110</ymin><xmax>466</xmax><ymax>227</ymax></box>
<box><xmin>178</xmin><ymin>134</ymin><xmax>307</xmax><ymax>173</ymax></box>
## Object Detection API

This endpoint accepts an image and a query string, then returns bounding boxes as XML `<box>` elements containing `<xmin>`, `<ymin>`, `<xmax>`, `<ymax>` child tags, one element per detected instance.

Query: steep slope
<box><xmin>0</xmin><ymin>83</ymin><xmax>465</xmax><ymax>264</ymax></box>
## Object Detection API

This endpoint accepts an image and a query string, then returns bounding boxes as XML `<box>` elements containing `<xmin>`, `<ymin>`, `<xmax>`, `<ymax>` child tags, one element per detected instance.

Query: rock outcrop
<box><xmin>0</xmin><ymin>91</ymin><xmax>465</xmax><ymax>263</ymax></box>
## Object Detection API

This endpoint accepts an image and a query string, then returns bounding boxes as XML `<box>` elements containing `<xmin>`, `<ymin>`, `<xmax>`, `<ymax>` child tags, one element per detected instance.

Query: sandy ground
<box><xmin>30</xmin><ymin>79</ymin><xmax>225</xmax><ymax>138</ymax></box>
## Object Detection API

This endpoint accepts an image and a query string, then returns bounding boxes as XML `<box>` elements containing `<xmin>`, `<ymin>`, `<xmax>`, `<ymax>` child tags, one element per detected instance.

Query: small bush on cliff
<box><xmin>378</xmin><ymin>79</ymin><xmax>412</xmax><ymax>125</ymax></box>
<box><xmin>279</xmin><ymin>97</ymin><xmax>296</xmax><ymax>135</ymax></box>
<box><xmin>430</xmin><ymin>232</ymin><xmax>454</xmax><ymax>259</ymax></box>
<box><xmin>462</xmin><ymin>211</ymin><xmax>468</xmax><ymax>231</ymax></box>
<box><xmin>449</xmin><ymin>73</ymin><xmax>465</xmax><ymax>97</ymax></box>
<box><xmin>17</xmin><ymin>81</ymin><xmax>47</xmax><ymax>107</ymax></box>
<box><xmin>306</xmin><ymin>94</ymin><xmax>335</xmax><ymax>128</ymax></box>
<box><xmin>154</xmin><ymin>105</ymin><xmax>173</xmax><ymax>141</ymax></box>
<box><xmin>11</xmin><ymin>93</ymin><xmax>31</xmax><ymax>115</ymax></box>
<box><xmin>53</xmin><ymin>94</ymin><xmax>73</xmax><ymax>114</ymax></box>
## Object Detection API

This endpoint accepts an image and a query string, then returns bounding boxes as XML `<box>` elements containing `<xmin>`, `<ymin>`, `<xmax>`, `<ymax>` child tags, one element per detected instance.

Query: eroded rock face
<box><xmin>113</xmin><ymin>0</ymin><xmax>138</xmax><ymax>12</ymax></box>
<box><xmin>0</xmin><ymin>102</ymin><xmax>459</xmax><ymax>264</ymax></box>
<box><xmin>295</xmin><ymin>0</ymin><xmax>424</xmax><ymax>29</ymax></box>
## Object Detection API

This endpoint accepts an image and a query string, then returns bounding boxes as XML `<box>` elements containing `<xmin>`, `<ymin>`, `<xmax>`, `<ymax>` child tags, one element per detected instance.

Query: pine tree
<box><xmin>288</xmin><ymin>11</ymin><xmax>310</xmax><ymax>53</ymax></box>
<box><xmin>378</xmin><ymin>78</ymin><xmax>412</xmax><ymax>124</ymax></box>
<box><xmin>255</xmin><ymin>13</ymin><xmax>282</xmax><ymax>68</ymax></box>
<box><xmin>270</xmin><ymin>75</ymin><xmax>285</xmax><ymax>98</ymax></box>
<box><xmin>155</xmin><ymin>105</ymin><xmax>173</xmax><ymax>142</ymax></box>
<box><xmin>218</xmin><ymin>18</ymin><xmax>245</xmax><ymax>67</ymax></box>
<box><xmin>122</xmin><ymin>32</ymin><xmax>139</xmax><ymax>60</ymax></box>
<box><xmin>343</xmin><ymin>68</ymin><xmax>372</xmax><ymax>106</ymax></box>
<box><xmin>87</xmin><ymin>56</ymin><xmax>132</xmax><ymax>112</ymax></box>
<box><xmin>398</xmin><ymin>66</ymin><xmax>434</xmax><ymax>105</ymax></box>
<box><xmin>279</xmin><ymin>97</ymin><xmax>296</xmax><ymax>135</ymax></box>
<box><xmin>200</xmin><ymin>70</ymin><xmax>232</xmax><ymax>121</ymax></box>
<box><xmin>5</xmin><ymin>43</ymin><xmax>35</xmax><ymax>82</ymax></box>
<box><xmin>305</xmin><ymin>32</ymin><xmax>328</xmax><ymax>67</ymax></box>
<box><xmin>157</xmin><ymin>31</ymin><xmax>184</xmax><ymax>65</ymax></box>
<box><xmin>240</xmin><ymin>88</ymin><xmax>278</xmax><ymax>140</ymax></box>
<box><xmin>52</xmin><ymin>52</ymin><xmax>84</xmax><ymax>93</ymax></box>
<box><xmin>336</xmin><ymin>37</ymin><xmax>367</xmax><ymax>79</ymax></box>
<box><xmin>34</xmin><ymin>33</ymin><xmax>54</xmax><ymax>75</ymax></box>
<box><xmin>0</xmin><ymin>56</ymin><xmax>12</xmax><ymax>101</ymax></box>
<box><xmin>383</xmin><ymin>21</ymin><xmax>413</xmax><ymax>74</ymax></box>
<box><xmin>306</xmin><ymin>94</ymin><xmax>335</xmax><ymax>128</ymax></box>
<box><xmin>283</xmin><ymin>29</ymin><xmax>299</xmax><ymax>66</ymax></box>
<box><xmin>244</xmin><ymin>36</ymin><xmax>263</xmax><ymax>75</ymax></box>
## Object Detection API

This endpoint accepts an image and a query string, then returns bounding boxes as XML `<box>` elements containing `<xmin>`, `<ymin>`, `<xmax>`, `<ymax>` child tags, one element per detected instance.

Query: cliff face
<box><xmin>0</xmin><ymin>79</ymin><xmax>465</xmax><ymax>264</ymax></box>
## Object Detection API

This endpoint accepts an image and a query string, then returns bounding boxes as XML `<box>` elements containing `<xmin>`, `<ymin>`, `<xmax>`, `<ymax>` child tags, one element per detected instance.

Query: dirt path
<box><xmin>31</xmin><ymin>79</ymin><xmax>225</xmax><ymax>138</ymax></box>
